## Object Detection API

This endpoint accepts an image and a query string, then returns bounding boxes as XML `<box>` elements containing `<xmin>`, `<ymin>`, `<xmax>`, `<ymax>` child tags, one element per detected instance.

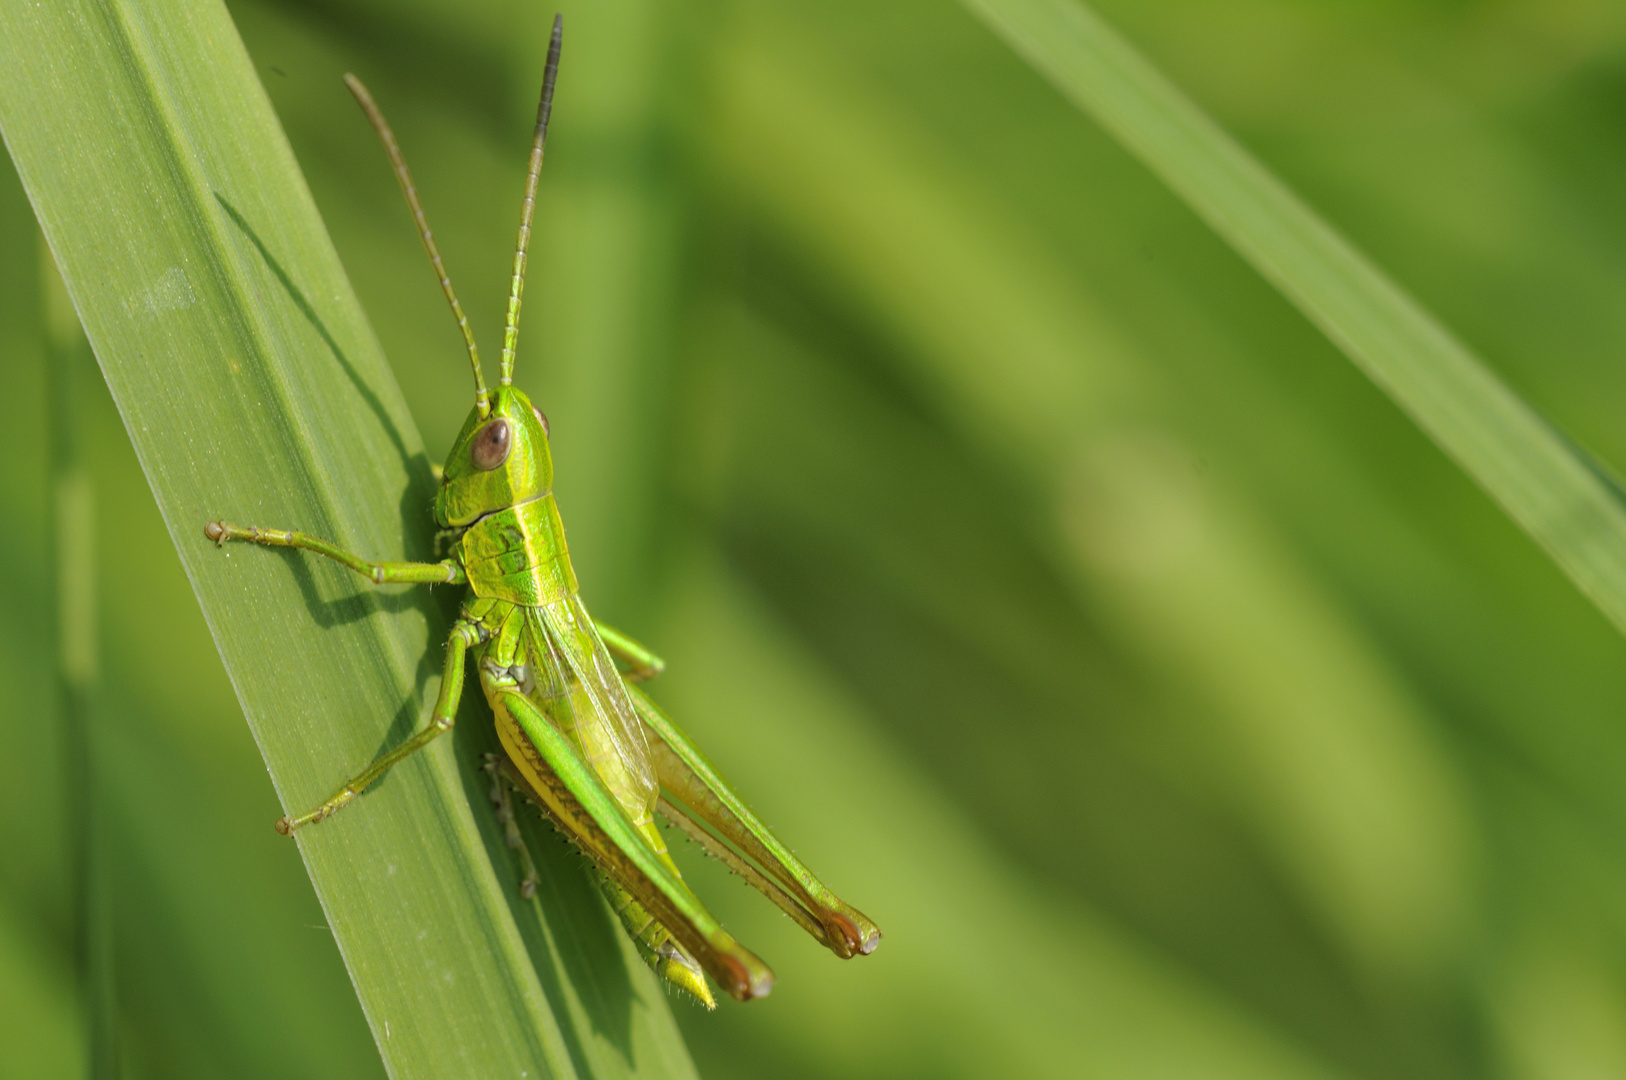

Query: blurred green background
<box><xmin>9</xmin><ymin>0</ymin><xmax>1626</xmax><ymax>1077</ymax></box>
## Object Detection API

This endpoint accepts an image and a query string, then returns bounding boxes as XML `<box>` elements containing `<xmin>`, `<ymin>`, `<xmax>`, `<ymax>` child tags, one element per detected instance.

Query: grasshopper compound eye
<box><xmin>472</xmin><ymin>418</ymin><xmax>511</xmax><ymax>470</ymax></box>
<box><xmin>532</xmin><ymin>405</ymin><xmax>550</xmax><ymax>438</ymax></box>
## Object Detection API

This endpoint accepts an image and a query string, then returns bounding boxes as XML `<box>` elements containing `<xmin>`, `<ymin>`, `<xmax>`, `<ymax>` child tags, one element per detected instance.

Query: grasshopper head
<box><xmin>434</xmin><ymin>386</ymin><xmax>553</xmax><ymax>528</ymax></box>
<box><xmin>380</xmin><ymin>15</ymin><xmax>563</xmax><ymax>530</ymax></box>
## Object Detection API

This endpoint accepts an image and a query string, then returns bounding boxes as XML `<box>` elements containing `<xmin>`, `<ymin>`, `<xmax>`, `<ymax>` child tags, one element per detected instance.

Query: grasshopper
<box><xmin>204</xmin><ymin>16</ymin><xmax>877</xmax><ymax>1007</ymax></box>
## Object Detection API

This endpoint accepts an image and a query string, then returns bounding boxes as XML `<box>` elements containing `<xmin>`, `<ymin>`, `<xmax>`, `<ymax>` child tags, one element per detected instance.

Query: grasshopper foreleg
<box><xmin>205</xmin><ymin>520</ymin><xmax>465</xmax><ymax>585</ymax></box>
<box><xmin>276</xmin><ymin>619</ymin><xmax>479</xmax><ymax>835</ymax></box>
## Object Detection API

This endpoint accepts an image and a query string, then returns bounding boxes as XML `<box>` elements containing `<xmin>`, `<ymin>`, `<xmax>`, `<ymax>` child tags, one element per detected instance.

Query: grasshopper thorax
<box><xmin>435</xmin><ymin>386</ymin><xmax>553</xmax><ymax>528</ymax></box>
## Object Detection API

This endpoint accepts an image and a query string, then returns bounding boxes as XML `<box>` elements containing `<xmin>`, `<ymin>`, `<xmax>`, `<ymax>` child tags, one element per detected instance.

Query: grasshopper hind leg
<box><xmin>484</xmin><ymin>753</ymin><xmax>718</xmax><ymax>1009</ymax></box>
<box><xmin>598</xmin><ymin>874</ymin><xmax>716</xmax><ymax>1010</ymax></box>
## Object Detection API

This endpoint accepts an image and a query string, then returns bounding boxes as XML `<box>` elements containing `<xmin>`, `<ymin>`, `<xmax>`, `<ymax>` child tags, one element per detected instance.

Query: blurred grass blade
<box><xmin>0</xmin><ymin>1</ymin><xmax>695</xmax><ymax>1077</ymax></box>
<box><xmin>44</xmin><ymin>244</ymin><xmax>117</xmax><ymax>1079</ymax></box>
<box><xmin>961</xmin><ymin>0</ymin><xmax>1626</xmax><ymax>637</ymax></box>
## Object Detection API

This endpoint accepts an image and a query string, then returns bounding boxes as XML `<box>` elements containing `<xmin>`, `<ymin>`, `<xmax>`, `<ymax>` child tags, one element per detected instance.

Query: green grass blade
<box><xmin>0</xmin><ymin>2</ymin><xmax>695</xmax><ymax>1077</ymax></box>
<box><xmin>960</xmin><ymin>0</ymin><xmax>1626</xmax><ymax>638</ymax></box>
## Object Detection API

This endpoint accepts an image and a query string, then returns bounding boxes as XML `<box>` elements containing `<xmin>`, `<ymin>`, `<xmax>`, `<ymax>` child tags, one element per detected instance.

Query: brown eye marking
<box><xmin>471</xmin><ymin>418</ymin><xmax>511</xmax><ymax>470</ymax></box>
<box><xmin>531</xmin><ymin>405</ymin><xmax>550</xmax><ymax>438</ymax></box>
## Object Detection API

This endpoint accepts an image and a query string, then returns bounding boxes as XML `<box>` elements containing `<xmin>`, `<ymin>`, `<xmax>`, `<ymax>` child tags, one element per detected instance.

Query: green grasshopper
<box><xmin>204</xmin><ymin>16</ymin><xmax>877</xmax><ymax>1007</ymax></box>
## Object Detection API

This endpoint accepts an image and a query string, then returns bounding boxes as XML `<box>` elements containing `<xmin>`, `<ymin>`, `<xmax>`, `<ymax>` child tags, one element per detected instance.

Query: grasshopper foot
<box><xmin>831</xmin><ymin>911</ymin><xmax>882</xmax><ymax>956</ymax></box>
<box><xmin>274</xmin><ymin>794</ymin><xmax>349</xmax><ymax>836</ymax></box>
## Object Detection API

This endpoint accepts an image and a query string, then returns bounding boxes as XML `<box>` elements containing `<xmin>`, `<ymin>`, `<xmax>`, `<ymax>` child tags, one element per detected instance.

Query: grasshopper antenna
<box><xmin>500</xmin><ymin>13</ymin><xmax>563</xmax><ymax>387</ymax></box>
<box><xmin>344</xmin><ymin>73</ymin><xmax>492</xmax><ymax>417</ymax></box>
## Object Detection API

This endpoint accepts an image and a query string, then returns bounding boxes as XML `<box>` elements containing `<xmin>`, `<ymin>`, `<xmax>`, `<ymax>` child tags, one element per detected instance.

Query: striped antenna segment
<box><xmin>344</xmin><ymin>73</ymin><xmax>491</xmax><ymax>416</ymax></box>
<box><xmin>500</xmin><ymin>13</ymin><xmax>563</xmax><ymax>386</ymax></box>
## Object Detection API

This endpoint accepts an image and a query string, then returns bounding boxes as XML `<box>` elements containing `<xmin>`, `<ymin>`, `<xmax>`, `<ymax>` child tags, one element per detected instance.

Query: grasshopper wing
<box><xmin>526</xmin><ymin>596</ymin><xmax>660</xmax><ymax>824</ymax></box>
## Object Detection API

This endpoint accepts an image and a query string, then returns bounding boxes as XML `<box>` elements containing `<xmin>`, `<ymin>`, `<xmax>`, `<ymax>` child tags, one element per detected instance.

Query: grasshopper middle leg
<box><xmin>483</xmin><ymin>753</ymin><xmax>542</xmax><ymax>898</ymax></box>
<box><xmin>277</xmin><ymin>619</ymin><xmax>479</xmax><ymax>835</ymax></box>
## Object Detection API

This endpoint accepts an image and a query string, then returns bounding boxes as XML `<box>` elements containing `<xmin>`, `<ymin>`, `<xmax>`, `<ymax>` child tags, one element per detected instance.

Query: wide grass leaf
<box><xmin>0</xmin><ymin>1</ymin><xmax>696</xmax><ymax>1076</ymax></box>
<box><xmin>961</xmin><ymin>0</ymin><xmax>1626</xmax><ymax>638</ymax></box>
